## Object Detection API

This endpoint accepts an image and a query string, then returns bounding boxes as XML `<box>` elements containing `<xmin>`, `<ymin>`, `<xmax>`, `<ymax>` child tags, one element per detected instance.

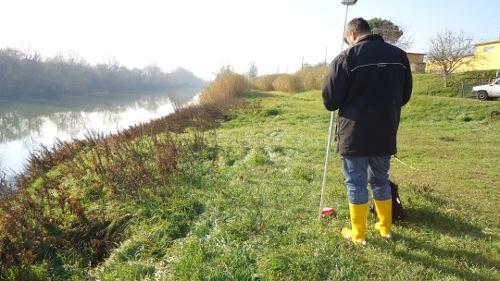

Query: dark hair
<box><xmin>346</xmin><ymin>17</ymin><xmax>371</xmax><ymax>34</ymax></box>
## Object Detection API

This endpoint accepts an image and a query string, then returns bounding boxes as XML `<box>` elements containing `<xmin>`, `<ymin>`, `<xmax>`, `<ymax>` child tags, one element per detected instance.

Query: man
<box><xmin>322</xmin><ymin>18</ymin><xmax>412</xmax><ymax>244</ymax></box>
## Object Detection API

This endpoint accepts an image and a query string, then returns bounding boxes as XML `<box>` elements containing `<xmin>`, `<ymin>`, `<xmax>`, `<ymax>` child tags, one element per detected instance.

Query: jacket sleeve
<box><xmin>402</xmin><ymin>54</ymin><xmax>412</xmax><ymax>106</ymax></box>
<box><xmin>322</xmin><ymin>54</ymin><xmax>349</xmax><ymax>111</ymax></box>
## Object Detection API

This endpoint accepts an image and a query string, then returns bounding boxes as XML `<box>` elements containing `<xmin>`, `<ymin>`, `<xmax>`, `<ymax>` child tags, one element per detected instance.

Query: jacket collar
<box><xmin>356</xmin><ymin>34</ymin><xmax>384</xmax><ymax>44</ymax></box>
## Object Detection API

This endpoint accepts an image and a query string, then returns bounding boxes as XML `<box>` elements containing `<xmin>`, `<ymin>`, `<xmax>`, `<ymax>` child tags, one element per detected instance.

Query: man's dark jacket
<box><xmin>322</xmin><ymin>34</ymin><xmax>412</xmax><ymax>156</ymax></box>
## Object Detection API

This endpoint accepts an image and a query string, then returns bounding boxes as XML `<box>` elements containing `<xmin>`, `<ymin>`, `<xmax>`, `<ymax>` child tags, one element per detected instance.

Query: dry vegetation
<box><xmin>251</xmin><ymin>64</ymin><xmax>329</xmax><ymax>93</ymax></box>
<box><xmin>198</xmin><ymin>66</ymin><xmax>249</xmax><ymax>105</ymax></box>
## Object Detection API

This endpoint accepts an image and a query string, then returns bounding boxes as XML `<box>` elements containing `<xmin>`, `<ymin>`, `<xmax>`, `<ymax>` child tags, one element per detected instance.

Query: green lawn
<box><xmin>92</xmin><ymin>91</ymin><xmax>499</xmax><ymax>280</ymax></box>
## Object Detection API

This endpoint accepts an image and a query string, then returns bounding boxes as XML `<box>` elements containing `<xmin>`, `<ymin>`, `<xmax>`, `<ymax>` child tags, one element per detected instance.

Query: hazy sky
<box><xmin>1</xmin><ymin>0</ymin><xmax>499</xmax><ymax>79</ymax></box>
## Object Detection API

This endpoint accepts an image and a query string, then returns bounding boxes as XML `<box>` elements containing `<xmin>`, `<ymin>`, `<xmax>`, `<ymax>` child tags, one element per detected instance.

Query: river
<box><xmin>0</xmin><ymin>91</ymin><xmax>198</xmax><ymax>177</ymax></box>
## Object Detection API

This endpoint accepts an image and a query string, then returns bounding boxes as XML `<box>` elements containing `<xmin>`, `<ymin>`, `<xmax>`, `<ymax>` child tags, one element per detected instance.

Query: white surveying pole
<box><xmin>318</xmin><ymin>0</ymin><xmax>358</xmax><ymax>221</ymax></box>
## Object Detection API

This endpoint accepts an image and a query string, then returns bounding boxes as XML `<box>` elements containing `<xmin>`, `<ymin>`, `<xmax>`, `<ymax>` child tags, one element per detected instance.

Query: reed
<box><xmin>198</xmin><ymin>66</ymin><xmax>249</xmax><ymax>105</ymax></box>
<box><xmin>250</xmin><ymin>64</ymin><xmax>329</xmax><ymax>93</ymax></box>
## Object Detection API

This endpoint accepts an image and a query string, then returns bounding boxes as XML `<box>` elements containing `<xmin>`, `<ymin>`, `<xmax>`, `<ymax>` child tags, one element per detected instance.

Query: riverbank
<box><xmin>0</xmin><ymin>97</ymin><xmax>241</xmax><ymax>279</ymax></box>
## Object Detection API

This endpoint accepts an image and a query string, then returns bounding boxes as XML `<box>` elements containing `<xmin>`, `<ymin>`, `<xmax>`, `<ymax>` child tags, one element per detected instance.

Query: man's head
<box><xmin>344</xmin><ymin>17</ymin><xmax>372</xmax><ymax>46</ymax></box>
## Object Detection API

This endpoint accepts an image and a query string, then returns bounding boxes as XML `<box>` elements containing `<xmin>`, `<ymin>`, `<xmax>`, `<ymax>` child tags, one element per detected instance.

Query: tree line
<box><xmin>0</xmin><ymin>48</ymin><xmax>205</xmax><ymax>101</ymax></box>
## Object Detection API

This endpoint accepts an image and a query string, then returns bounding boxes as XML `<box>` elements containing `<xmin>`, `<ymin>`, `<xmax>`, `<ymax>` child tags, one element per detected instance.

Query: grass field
<box><xmin>90</xmin><ymin>91</ymin><xmax>499</xmax><ymax>280</ymax></box>
<box><xmin>412</xmin><ymin>71</ymin><xmax>498</xmax><ymax>97</ymax></box>
<box><xmin>2</xmin><ymin>88</ymin><xmax>499</xmax><ymax>280</ymax></box>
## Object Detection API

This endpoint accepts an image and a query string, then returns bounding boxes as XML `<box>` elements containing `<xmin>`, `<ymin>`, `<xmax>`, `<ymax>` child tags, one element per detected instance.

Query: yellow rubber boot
<box><xmin>341</xmin><ymin>203</ymin><xmax>368</xmax><ymax>245</ymax></box>
<box><xmin>374</xmin><ymin>199</ymin><xmax>392</xmax><ymax>238</ymax></box>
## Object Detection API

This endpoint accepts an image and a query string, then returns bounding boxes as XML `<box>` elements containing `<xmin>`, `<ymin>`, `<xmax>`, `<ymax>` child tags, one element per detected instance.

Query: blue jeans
<box><xmin>341</xmin><ymin>155</ymin><xmax>392</xmax><ymax>204</ymax></box>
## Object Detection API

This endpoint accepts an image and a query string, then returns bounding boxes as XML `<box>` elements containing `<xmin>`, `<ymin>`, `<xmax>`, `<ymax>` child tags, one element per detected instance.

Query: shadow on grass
<box><xmin>379</xmin><ymin>234</ymin><xmax>499</xmax><ymax>281</ymax></box>
<box><xmin>404</xmin><ymin>207</ymin><xmax>487</xmax><ymax>240</ymax></box>
<box><xmin>369</xmin><ymin>205</ymin><xmax>498</xmax><ymax>280</ymax></box>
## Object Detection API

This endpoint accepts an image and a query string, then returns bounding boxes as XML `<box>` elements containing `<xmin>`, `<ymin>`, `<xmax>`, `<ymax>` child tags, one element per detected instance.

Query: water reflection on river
<box><xmin>0</xmin><ymin>92</ymin><xmax>196</xmax><ymax>175</ymax></box>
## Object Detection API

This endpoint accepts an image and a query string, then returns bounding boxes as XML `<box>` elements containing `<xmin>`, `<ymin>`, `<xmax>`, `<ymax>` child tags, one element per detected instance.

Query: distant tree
<box><xmin>0</xmin><ymin>48</ymin><xmax>205</xmax><ymax>101</ymax></box>
<box><xmin>368</xmin><ymin>18</ymin><xmax>412</xmax><ymax>50</ymax></box>
<box><xmin>247</xmin><ymin>62</ymin><xmax>258</xmax><ymax>79</ymax></box>
<box><xmin>427</xmin><ymin>30</ymin><xmax>476</xmax><ymax>87</ymax></box>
